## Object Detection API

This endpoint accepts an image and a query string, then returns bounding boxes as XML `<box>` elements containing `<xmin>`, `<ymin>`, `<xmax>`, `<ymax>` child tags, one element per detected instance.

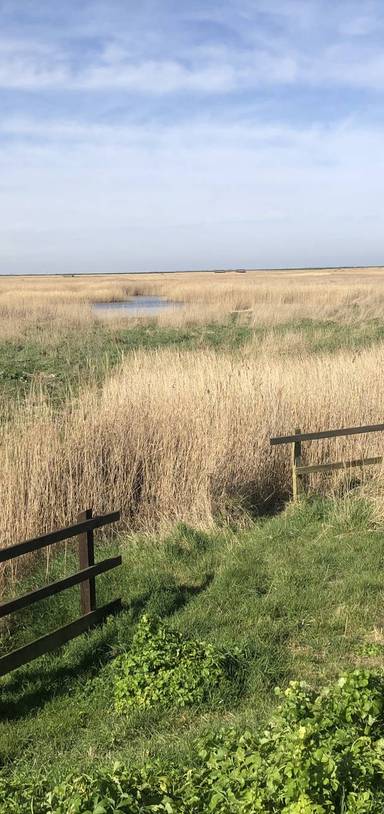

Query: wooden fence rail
<box><xmin>0</xmin><ymin>508</ymin><xmax>121</xmax><ymax>678</ymax></box>
<box><xmin>270</xmin><ymin>422</ymin><xmax>384</xmax><ymax>499</ymax></box>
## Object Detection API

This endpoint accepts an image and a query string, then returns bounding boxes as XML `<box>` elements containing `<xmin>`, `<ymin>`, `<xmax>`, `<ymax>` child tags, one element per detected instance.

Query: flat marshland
<box><xmin>2</xmin><ymin>268</ymin><xmax>384</xmax><ymax>560</ymax></box>
<box><xmin>3</xmin><ymin>268</ymin><xmax>384</xmax><ymax>811</ymax></box>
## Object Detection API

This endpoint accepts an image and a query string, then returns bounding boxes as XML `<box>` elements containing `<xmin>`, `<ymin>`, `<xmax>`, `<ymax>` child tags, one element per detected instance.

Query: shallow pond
<box><xmin>93</xmin><ymin>295</ymin><xmax>182</xmax><ymax>316</ymax></box>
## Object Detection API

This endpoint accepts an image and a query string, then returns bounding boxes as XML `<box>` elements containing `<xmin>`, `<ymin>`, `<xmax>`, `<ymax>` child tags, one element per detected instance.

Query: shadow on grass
<box><xmin>0</xmin><ymin>609</ymin><xmax>127</xmax><ymax>721</ymax></box>
<box><xmin>130</xmin><ymin>574</ymin><xmax>214</xmax><ymax>620</ymax></box>
<box><xmin>0</xmin><ymin>575</ymin><xmax>215</xmax><ymax>721</ymax></box>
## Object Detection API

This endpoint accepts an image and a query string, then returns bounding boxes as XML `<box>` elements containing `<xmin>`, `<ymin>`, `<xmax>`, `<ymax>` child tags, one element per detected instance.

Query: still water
<box><xmin>93</xmin><ymin>295</ymin><xmax>182</xmax><ymax>316</ymax></box>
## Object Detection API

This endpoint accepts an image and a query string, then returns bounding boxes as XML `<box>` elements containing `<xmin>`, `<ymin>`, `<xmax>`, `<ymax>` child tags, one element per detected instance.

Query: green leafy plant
<box><xmin>3</xmin><ymin>669</ymin><xmax>384</xmax><ymax>812</ymax></box>
<box><xmin>113</xmin><ymin>614</ymin><xmax>236</xmax><ymax>712</ymax></box>
<box><xmin>195</xmin><ymin>669</ymin><xmax>384</xmax><ymax>813</ymax></box>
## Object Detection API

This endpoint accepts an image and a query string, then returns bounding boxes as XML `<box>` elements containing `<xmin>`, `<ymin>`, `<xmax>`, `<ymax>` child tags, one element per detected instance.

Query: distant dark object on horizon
<box><xmin>214</xmin><ymin>269</ymin><xmax>247</xmax><ymax>274</ymax></box>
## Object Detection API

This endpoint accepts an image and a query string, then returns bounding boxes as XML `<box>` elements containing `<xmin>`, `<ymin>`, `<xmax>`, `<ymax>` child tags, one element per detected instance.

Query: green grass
<box><xmin>0</xmin><ymin>322</ymin><xmax>252</xmax><ymax>409</ymax></box>
<box><xmin>271</xmin><ymin>317</ymin><xmax>384</xmax><ymax>353</ymax></box>
<box><xmin>1</xmin><ymin>496</ymin><xmax>383</xmax><ymax>788</ymax></box>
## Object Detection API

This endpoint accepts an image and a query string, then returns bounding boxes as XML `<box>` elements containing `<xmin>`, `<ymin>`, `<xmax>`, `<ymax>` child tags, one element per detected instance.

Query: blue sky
<box><xmin>1</xmin><ymin>0</ymin><xmax>384</xmax><ymax>273</ymax></box>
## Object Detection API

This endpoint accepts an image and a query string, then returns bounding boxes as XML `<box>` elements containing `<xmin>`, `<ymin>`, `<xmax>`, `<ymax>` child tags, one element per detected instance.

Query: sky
<box><xmin>1</xmin><ymin>0</ymin><xmax>384</xmax><ymax>274</ymax></box>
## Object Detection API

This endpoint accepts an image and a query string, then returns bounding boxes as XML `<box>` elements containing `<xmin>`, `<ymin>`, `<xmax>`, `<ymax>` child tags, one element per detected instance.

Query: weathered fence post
<box><xmin>292</xmin><ymin>428</ymin><xmax>302</xmax><ymax>500</ymax></box>
<box><xmin>78</xmin><ymin>508</ymin><xmax>96</xmax><ymax>614</ymax></box>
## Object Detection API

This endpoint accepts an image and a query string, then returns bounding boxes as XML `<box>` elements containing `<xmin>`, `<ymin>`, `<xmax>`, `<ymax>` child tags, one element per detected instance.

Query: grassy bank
<box><xmin>1</xmin><ymin>497</ymin><xmax>384</xmax><ymax>805</ymax></box>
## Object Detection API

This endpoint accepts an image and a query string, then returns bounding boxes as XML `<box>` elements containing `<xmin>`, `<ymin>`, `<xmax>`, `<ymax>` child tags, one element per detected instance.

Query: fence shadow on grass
<box><xmin>0</xmin><ymin>606</ymin><xmax>129</xmax><ymax>721</ymax></box>
<box><xmin>129</xmin><ymin>573</ymin><xmax>214</xmax><ymax>621</ymax></box>
<box><xmin>0</xmin><ymin>572</ymin><xmax>215</xmax><ymax>721</ymax></box>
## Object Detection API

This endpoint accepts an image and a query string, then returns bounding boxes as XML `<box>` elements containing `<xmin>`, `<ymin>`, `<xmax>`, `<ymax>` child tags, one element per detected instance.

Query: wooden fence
<box><xmin>270</xmin><ymin>422</ymin><xmax>384</xmax><ymax>499</ymax></box>
<box><xmin>0</xmin><ymin>508</ymin><xmax>121</xmax><ymax>677</ymax></box>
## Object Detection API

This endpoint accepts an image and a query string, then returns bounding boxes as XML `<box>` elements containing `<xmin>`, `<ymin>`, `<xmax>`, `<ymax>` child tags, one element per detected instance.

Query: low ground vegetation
<box><xmin>113</xmin><ymin>614</ymin><xmax>240</xmax><ymax>713</ymax></box>
<box><xmin>1</xmin><ymin>499</ymin><xmax>384</xmax><ymax>810</ymax></box>
<box><xmin>3</xmin><ymin>669</ymin><xmax>384</xmax><ymax>812</ymax></box>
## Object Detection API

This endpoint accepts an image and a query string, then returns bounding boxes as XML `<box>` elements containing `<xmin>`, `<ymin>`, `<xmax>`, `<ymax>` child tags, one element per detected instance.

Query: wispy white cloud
<box><xmin>1</xmin><ymin>40</ymin><xmax>384</xmax><ymax>94</ymax></box>
<box><xmin>0</xmin><ymin>38</ymin><xmax>297</xmax><ymax>93</ymax></box>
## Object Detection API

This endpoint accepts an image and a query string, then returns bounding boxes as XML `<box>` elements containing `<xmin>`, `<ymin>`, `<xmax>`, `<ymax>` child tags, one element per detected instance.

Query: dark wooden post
<box><xmin>292</xmin><ymin>428</ymin><xmax>303</xmax><ymax>501</ymax></box>
<box><xmin>78</xmin><ymin>508</ymin><xmax>96</xmax><ymax>614</ymax></box>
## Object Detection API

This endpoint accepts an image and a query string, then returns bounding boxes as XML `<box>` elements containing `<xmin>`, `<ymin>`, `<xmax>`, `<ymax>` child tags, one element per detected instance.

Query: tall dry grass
<box><xmin>2</xmin><ymin>340</ymin><xmax>384</xmax><ymax>591</ymax></box>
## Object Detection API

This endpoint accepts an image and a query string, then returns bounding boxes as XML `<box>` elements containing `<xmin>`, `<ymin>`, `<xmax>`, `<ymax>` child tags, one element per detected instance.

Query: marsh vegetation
<box><xmin>2</xmin><ymin>268</ymin><xmax>384</xmax><ymax>811</ymax></box>
<box><xmin>2</xmin><ymin>268</ymin><xmax>384</xmax><ymax>581</ymax></box>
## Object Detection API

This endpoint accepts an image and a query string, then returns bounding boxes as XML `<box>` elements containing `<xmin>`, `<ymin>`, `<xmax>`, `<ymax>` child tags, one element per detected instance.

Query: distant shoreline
<box><xmin>1</xmin><ymin>264</ymin><xmax>384</xmax><ymax>278</ymax></box>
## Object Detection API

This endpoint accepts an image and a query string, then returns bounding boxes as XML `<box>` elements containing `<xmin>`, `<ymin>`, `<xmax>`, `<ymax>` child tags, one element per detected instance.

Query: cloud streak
<box><xmin>1</xmin><ymin>38</ymin><xmax>384</xmax><ymax>94</ymax></box>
